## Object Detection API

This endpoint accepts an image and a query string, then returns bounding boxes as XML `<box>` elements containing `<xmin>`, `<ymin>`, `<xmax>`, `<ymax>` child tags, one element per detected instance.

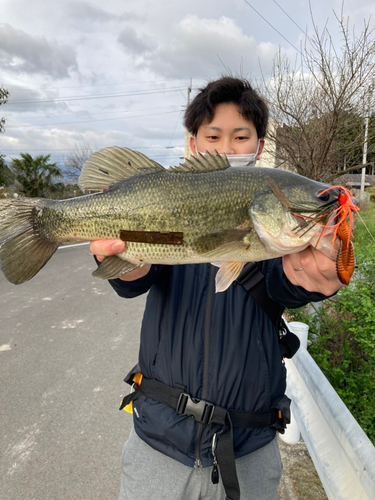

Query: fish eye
<box><xmin>317</xmin><ymin>190</ymin><xmax>330</xmax><ymax>202</ymax></box>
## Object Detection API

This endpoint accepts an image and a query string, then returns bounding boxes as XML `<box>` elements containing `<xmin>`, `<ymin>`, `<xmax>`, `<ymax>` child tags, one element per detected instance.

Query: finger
<box><xmin>282</xmin><ymin>253</ymin><xmax>309</xmax><ymax>286</ymax></box>
<box><xmin>283</xmin><ymin>248</ymin><xmax>344</xmax><ymax>295</ymax></box>
<box><xmin>307</xmin><ymin>247</ymin><xmax>342</xmax><ymax>284</ymax></box>
<box><xmin>314</xmin><ymin>250</ymin><xmax>345</xmax><ymax>291</ymax></box>
<box><xmin>90</xmin><ymin>239</ymin><xmax>126</xmax><ymax>257</ymax></box>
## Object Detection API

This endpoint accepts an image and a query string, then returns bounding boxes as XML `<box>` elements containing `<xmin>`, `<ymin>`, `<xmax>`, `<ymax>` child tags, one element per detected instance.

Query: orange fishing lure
<box><xmin>316</xmin><ymin>186</ymin><xmax>359</xmax><ymax>249</ymax></box>
<box><xmin>317</xmin><ymin>186</ymin><xmax>359</xmax><ymax>284</ymax></box>
<box><xmin>293</xmin><ymin>186</ymin><xmax>359</xmax><ymax>285</ymax></box>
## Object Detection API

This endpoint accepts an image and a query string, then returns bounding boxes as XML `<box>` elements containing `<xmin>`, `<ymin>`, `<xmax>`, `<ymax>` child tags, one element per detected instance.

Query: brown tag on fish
<box><xmin>119</xmin><ymin>230</ymin><xmax>184</xmax><ymax>245</ymax></box>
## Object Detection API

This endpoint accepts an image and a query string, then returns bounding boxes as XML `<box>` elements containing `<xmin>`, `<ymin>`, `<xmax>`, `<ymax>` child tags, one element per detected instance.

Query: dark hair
<box><xmin>184</xmin><ymin>76</ymin><xmax>269</xmax><ymax>138</ymax></box>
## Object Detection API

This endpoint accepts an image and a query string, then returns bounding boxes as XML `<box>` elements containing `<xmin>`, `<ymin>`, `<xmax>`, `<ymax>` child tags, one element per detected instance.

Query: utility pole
<box><xmin>184</xmin><ymin>79</ymin><xmax>192</xmax><ymax>160</ymax></box>
<box><xmin>360</xmin><ymin>83</ymin><xmax>373</xmax><ymax>204</ymax></box>
<box><xmin>360</xmin><ymin>114</ymin><xmax>369</xmax><ymax>203</ymax></box>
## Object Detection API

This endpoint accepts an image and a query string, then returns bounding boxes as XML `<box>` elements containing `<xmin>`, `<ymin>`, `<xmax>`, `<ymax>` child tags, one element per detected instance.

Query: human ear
<box><xmin>257</xmin><ymin>138</ymin><xmax>265</xmax><ymax>159</ymax></box>
<box><xmin>189</xmin><ymin>135</ymin><xmax>197</xmax><ymax>157</ymax></box>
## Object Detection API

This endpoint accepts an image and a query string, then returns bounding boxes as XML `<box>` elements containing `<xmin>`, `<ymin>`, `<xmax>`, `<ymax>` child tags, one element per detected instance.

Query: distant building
<box><xmin>334</xmin><ymin>174</ymin><xmax>375</xmax><ymax>189</ymax></box>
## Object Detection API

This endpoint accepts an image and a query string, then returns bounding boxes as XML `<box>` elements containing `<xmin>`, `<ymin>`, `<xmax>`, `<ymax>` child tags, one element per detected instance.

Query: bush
<box><xmin>286</xmin><ymin>246</ymin><xmax>375</xmax><ymax>445</ymax></box>
<box><xmin>0</xmin><ymin>186</ymin><xmax>20</xmax><ymax>199</ymax></box>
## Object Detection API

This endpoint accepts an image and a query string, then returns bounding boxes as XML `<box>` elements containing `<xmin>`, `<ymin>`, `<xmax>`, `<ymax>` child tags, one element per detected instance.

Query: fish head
<box><xmin>249</xmin><ymin>175</ymin><xmax>341</xmax><ymax>256</ymax></box>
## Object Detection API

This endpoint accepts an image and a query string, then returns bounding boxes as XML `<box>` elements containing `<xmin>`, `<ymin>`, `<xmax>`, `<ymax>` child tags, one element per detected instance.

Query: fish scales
<box><xmin>37</xmin><ymin>168</ymin><xmax>257</xmax><ymax>263</ymax></box>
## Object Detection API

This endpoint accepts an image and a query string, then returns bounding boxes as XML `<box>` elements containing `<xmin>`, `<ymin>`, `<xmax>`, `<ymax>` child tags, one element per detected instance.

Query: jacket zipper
<box><xmin>194</xmin><ymin>265</ymin><xmax>215</xmax><ymax>467</ymax></box>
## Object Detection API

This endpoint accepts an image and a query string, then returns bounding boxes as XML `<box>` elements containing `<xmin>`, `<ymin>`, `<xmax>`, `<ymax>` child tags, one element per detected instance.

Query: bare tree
<box><xmin>261</xmin><ymin>5</ymin><xmax>375</xmax><ymax>182</ymax></box>
<box><xmin>64</xmin><ymin>142</ymin><xmax>95</xmax><ymax>183</ymax></box>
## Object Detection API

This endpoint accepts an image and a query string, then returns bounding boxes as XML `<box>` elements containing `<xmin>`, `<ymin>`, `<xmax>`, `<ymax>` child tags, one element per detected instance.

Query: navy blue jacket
<box><xmin>108</xmin><ymin>259</ymin><xmax>326</xmax><ymax>467</ymax></box>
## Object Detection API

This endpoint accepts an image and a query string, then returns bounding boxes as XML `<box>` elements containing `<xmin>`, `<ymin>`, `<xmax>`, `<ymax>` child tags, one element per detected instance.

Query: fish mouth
<box><xmin>289</xmin><ymin>185</ymin><xmax>359</xmax><ymax>285</ymax></box>
<box><xmin>267</xmin><ymin>178</ymin><xmax>342</xmax><ymax>237</ymax></box>
<box><xmin>292</xmin><ymin>186</ymin><xmax>359</xmax><ymax>245</ymax></box>
<box><xmin>288</xmin><ymin>197</ymin><xmax>340</xmax><ymax>237</ymax></box>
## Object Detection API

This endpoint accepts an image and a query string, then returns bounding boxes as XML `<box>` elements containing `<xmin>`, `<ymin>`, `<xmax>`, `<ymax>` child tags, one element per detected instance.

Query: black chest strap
<box><xmin>236</xmin><ymin>262</ymin><xmax>300</xmax><ymax>359</ymax></box>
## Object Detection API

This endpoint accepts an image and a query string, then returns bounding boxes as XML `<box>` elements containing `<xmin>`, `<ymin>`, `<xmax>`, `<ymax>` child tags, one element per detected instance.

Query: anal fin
<box><xmin>93</xmin><ymin>256</ymin><xmax>138</xmax><ymax>280</ymax></box>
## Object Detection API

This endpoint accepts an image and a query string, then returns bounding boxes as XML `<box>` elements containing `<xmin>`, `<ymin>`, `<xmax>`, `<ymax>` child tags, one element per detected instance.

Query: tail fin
<box><xmin>0</xmin><ymin>198</ymin><xmax>59</xmax><ymax>284</ymax></box>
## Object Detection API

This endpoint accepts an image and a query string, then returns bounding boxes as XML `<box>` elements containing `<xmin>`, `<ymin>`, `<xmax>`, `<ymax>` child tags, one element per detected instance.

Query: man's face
<box><xmin>190</xmin><ymin>102</ymin><xmax>264</xmax><ymax>158</ymax></box>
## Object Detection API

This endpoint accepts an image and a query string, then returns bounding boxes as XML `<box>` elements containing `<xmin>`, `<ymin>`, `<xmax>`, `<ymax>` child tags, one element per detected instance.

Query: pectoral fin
<box><xmin>93</xmin><ymin>256</ymin><xmax>138</xmax><ymax>280</ymax></box>
<box><xmin>194</xmin><ymin>229</ymin><xmax>251</xmax><ymax>258</ymax></box>
<box><xmin>215</xmin><ymin>262</ymin><xmax>246</xmax><ymax>292</ymax></box>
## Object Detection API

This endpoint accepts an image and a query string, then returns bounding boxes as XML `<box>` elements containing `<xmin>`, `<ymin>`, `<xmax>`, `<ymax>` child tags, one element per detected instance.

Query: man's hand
<box><xmin>282</xmin><ymin>246</ymin><xmax>345</xmax><ymax>296</ymax></box>
<box><xmin>90</xmin><ymin>239</ymin><xmax>151</xmax><ymax>281</ymax></box>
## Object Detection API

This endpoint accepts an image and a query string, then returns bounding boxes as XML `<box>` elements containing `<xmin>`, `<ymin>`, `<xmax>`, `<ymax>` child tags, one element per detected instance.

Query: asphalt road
<box><xmin>0</xmin><ymin>244</ymin><xmax>145</xmax><ymax>500</ymax></box>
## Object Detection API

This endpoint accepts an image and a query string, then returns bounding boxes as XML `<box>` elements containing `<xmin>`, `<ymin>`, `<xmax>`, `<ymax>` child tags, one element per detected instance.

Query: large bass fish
<box><xmin>0</xmin><ymin>147</ymin><xmax>358</xmax><ymax>291</ymax></box>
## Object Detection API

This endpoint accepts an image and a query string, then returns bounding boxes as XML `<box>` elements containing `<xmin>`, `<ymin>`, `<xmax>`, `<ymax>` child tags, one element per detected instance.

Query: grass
<box><xmin>353</xmin><ymin>200</ymin><xmax>375</xmax><ymax>249</ymax></box>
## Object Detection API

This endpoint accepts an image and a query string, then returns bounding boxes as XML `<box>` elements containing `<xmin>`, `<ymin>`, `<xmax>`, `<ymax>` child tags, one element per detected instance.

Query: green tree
<box><xmin>0</xmin><ymin>156</ymin><xmax>15</xmax><ymax>186</ymax></box>
<box><xmin>0</xmin><ymin>85</ymin><xmax>9</xmax><ymax>136</ymax></box>
<box><xmin>11</xmin><ymin>153</ymin><xmax>62</xmax><ymax>197</ymax></box>
<box><xmin>0</xmin><ymin>86</ymin><xmax>10</xmax><ymax>166</ymax></box>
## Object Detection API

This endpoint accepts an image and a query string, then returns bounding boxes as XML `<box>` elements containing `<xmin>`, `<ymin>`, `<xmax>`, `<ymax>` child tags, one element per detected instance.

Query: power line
<box><xmin>272</xmin><ymin>0</ymin><xmax>310</xmax><ymax>40</ymax></box>
<box><xmin>7</xmin><ymin>106</ymin><xmax>178</xmax><ymax>120</ymax></box>
<box><xmin>1</xmin><ymin>146</ymin><xmax>184</xmax><ymax>152</ymax></box>
<box><xmin>5</xmin><ymin>105</ymin><xmax>180</xmax><ymax>121</ymax></box>
<box><xmin>243</xmin><ymin>0</ymin><xmax>303</xmax><ymax>55</ymax></box>
<box><xmin>5</xmin><ymin>109</ymin><xmax>182</xmax><ymax>129</ymax></box>
<box><xmin>1</xmin><ymin>152</ymin><xmax>185</xmax><ymax>164</ymax></box>
<box><xmin>7</xmin><ymin>86</ymin><xmax>186</xmax><ymax>105</ymax></box>
<box><xmin>6</xmin><ymin>78</ymin><xmax>190</xmax><ymax>93</ymax></box>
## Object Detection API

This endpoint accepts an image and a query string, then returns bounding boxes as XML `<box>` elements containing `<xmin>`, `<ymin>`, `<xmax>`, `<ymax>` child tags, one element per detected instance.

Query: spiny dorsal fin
<box><xmin>79</xmin><ymin>147</ymin><xmax>165</xmax><ymax>190</ymax></box>
<box><xmin>168</xmin><ymin>151</ymin><xmax>230</xmax><ymax>173</ymax></box>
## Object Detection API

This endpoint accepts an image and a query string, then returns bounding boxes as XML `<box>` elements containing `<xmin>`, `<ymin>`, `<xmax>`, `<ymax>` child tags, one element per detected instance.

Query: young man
<box><xmin>90</xmin><ymin>77</ymin><xmax>343</xmax><ymax>500</ymax></box>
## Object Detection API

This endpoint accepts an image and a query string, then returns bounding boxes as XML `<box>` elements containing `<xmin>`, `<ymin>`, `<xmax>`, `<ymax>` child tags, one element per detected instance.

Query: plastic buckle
<box><xmin>177</xmin><ymin>393</ymin><xmax>215</xmax><ymax>424</ymax></box>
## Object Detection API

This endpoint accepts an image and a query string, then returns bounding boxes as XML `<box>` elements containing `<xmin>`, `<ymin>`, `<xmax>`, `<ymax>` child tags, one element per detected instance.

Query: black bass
<box><xmin>0</xmin><ymin>147</ymin><xmax>357</xmax><ymax>291</ymax></box>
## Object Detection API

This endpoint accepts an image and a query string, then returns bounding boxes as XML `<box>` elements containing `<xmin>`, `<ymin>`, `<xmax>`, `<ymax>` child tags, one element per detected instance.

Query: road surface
<box><xmin>0</xmin><ymin>244</ymin><xmax>144</xmax><ymax>500</ymax></box>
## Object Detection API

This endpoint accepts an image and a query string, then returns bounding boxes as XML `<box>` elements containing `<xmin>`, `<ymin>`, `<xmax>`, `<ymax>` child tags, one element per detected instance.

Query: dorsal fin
<box><xmin>79</xmin><ymin>146</ymin><xmax>165</xmax><ymax>190</ymax></box>
<box><xmin>168</xmin><ymin>151</ymin><xmax>230</xmax><ymax>173</ymax></box>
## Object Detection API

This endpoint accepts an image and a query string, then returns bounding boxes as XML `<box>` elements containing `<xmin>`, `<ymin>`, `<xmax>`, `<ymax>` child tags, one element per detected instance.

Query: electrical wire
<box><xmin>272</xmin><ymin>0</ymin><xmax>310</xmax><ymax>39</ymax></box>
<box><xmin>7</xmin><ymin>78</ymin><xmax>190</xmax><ymax>93</ymax></box>
<box><xmin>7</xmin><ymin>86</ymin><xmax>185</xmax><ymax>105</ymax></box>
<box><xmin>5</xmin><ymin>109</ymin><xmax>182</xmax><ymax>129</ymax></box>
<box><xmin>1</xmin><ymin>146</ymin><xmax>183</xmax><ymax>152</ymax></box>
<box><xmin>243</xmin><ymin>0</ymin><xmax>303</xmax><ymax>55</ymax></box>
<box><xmin>5</xmin><ymin>105</ymin><xmax>179</xmax><ymax>122</ymax></box>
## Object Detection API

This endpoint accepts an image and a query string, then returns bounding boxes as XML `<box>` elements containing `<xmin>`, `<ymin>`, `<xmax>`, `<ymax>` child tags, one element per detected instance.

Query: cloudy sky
<box><xmin>1</xmin><ymin>0</ymin><xmax>374</xmax><ymax>172</ymax></box>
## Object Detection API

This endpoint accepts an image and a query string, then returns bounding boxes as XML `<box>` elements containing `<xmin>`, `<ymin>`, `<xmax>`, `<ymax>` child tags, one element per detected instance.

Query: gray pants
<box><xmin>118</xmin><ymin>427</ymin><xmax>283</xmax><ymax>500</ymax></box>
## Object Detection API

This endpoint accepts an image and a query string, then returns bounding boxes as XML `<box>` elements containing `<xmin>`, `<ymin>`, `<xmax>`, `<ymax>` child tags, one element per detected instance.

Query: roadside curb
<box><xmin>277</xmin><ymin>436</ymin><xmax>327</xmax><ymax>500</ymax></box>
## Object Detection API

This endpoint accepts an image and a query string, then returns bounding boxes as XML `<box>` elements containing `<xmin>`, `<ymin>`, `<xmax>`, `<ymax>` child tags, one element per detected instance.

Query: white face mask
<box><xmin>194</xmin><ymin>139</ymin><xmax>260</xmax><ymax>167</ymax></box>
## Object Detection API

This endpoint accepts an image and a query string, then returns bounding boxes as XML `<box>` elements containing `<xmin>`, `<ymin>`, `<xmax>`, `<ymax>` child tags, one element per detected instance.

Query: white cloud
<box><xmin>119</xmin><ymin>15</ymin><xmax>279</xmax><ymax>80</ymax></box>
<box><xmin>117</xmin><ymin>26</ymin><xmax>154</xmax><ymax>55</ymax></box>
<box><xmin>0</xmin><ymin>24</ymin><xmax>78</xmax><ymax>79</ymax></box>
<box><xmin>65</xmin><ymin>1</ymin><xmax>120</xmax><ymax>23</ymax></box>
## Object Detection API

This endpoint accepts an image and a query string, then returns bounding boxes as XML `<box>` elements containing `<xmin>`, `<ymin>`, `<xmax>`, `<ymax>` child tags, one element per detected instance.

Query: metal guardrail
<box><xmin>283</xmin><ymin>343</ymin><xmax>375</xmax><ymax>500</ymax></box>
